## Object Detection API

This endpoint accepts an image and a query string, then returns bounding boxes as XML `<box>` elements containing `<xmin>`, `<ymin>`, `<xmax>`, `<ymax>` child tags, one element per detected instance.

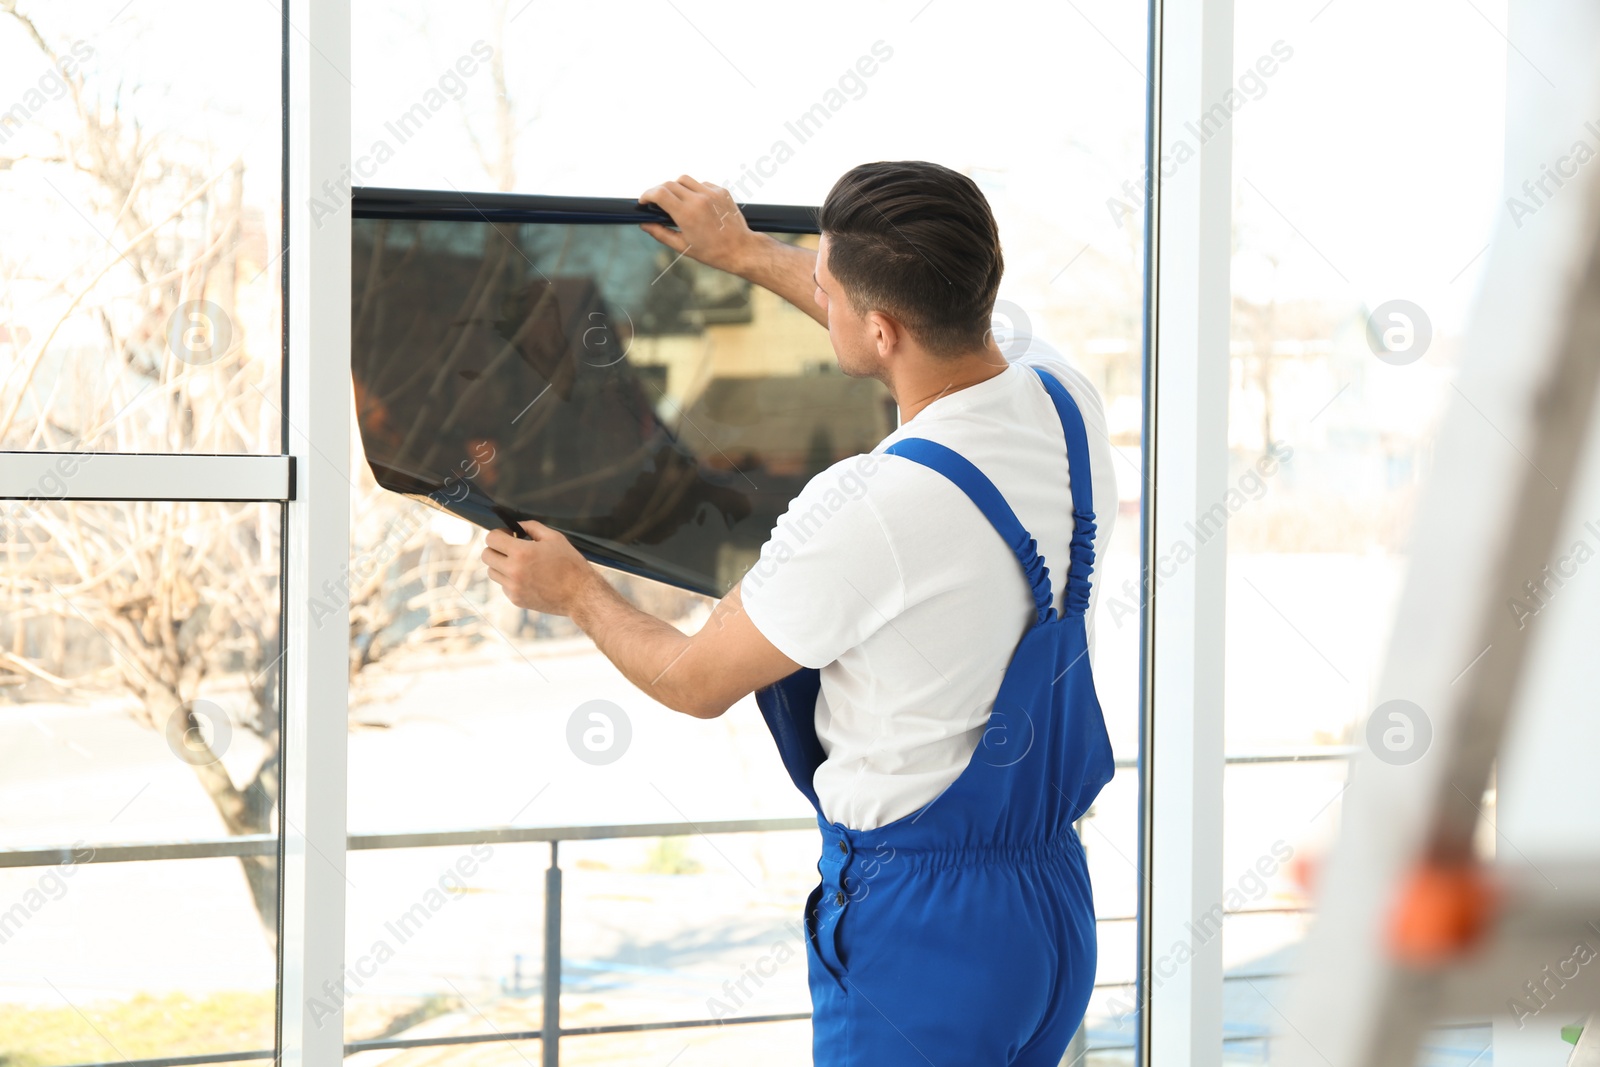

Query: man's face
<box><xmin>814</xmin><ymin>235</ymin><xmax>881</xmax><ymax>380</ymax></box>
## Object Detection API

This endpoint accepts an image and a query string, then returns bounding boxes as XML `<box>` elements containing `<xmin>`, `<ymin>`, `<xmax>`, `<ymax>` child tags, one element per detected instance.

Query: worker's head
<box><xmin>814</xmin><ymin>161</ymin><xmax>1004</xmax><ymax>378</ymax></box>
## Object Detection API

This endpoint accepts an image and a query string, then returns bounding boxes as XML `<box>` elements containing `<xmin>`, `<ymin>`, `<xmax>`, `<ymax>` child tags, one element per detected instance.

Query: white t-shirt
<box><xmin>739</xmin><ymin>337</ymin><xmax>1118</xmax><ymax>830</ymax></box>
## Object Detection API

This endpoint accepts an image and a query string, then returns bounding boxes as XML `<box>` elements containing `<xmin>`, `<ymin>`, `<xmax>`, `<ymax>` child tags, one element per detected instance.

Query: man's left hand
<box><xmin>482</xmin><ymin>520</ymin><xmax>597</xmax><ymax>616</ymax></box>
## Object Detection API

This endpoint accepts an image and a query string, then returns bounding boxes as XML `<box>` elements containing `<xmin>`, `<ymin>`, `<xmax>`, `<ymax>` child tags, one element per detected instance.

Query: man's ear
<box><xmin>867</xmin><ymin>310</ymin><xmax>905</xmax><ymax>360</ymax></box>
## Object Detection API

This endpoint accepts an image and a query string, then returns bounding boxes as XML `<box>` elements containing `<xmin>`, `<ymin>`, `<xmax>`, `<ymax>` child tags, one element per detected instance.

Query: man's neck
<box><xmin>892</xmin><ymin>341</ymin><xmax>1010</xmax><ymax>422</ymax></box>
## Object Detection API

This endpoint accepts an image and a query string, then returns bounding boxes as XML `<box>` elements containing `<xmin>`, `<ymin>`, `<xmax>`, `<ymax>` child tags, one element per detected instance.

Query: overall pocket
<box><xmin>804</xmin><ymin>881</ymin><xmax>848</xmax><ymax>989</ymax></box>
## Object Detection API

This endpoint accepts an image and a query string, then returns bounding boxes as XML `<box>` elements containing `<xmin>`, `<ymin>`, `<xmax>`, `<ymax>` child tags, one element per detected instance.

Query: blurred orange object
<box><xmin>1387</xmin><ymin>862</ymin><xmax>1501</xmax><ymax>967</ymax></box>
<box><xmin>1291</xmin><ymin>853</ymin><xmax>1320</xmax><ymax>895</ymax></box>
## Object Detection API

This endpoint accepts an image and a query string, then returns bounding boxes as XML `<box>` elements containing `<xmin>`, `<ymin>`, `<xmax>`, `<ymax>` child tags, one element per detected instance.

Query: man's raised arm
<box><xmin>638</xmin><ymin>175</ymin><xmax>827</xmax><ymax>328</ymax></box>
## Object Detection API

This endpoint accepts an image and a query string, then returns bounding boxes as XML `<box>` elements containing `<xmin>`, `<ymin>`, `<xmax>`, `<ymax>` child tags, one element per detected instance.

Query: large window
<box><xmin>0</xmin><ymin>1</ymin><xmax>287</xmax><ymax>1064</ymax></box>
<box><xmin>346</xmin><ymin>1</ymin><xmax>1149</xmax><ymax>1062</ymax></box>
<box><xmin>10</xmin><ymin>3</ymin><xmax>1566</xmax><ymax>1066</ymax></box>
<box><xmin>1220</xmin><ymin>0</ymin><xmax>1507</xmax><ymax>1060</ymax></box>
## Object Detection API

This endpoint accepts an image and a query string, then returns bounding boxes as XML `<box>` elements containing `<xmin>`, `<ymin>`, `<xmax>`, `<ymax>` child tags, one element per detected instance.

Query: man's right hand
<box><xmin>639</xmin><ymin>174</ymin><xmax>827</xmax><ymax>328</ymax></box>
<box><xmin>638</xmin><ymin>176</ymin><xmax>768</xmax><ymax>278</ymax></box>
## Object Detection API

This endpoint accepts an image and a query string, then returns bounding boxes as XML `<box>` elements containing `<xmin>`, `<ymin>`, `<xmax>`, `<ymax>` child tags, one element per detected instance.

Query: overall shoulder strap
<box><xmin>1030</xmin><ymin>366</ymin><xmax>1098</xmax><ymax>618</ymax></box>
<box><xmin>882</xmin><ymin>436</ymin><xmax>1056</xmax><ymax>624</ymax></box>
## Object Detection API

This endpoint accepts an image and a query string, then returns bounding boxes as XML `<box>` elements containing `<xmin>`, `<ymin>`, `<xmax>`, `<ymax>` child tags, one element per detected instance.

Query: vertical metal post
<box><xmin>543</xmin><ymin>840</ymin><xmax>562</xmax><ymax>1067</ymax></box>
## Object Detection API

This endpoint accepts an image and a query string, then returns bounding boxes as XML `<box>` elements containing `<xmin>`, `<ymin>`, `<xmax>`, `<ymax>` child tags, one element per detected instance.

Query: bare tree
<box><xmin>0</xmin><ymin>5</ymin><xmax>492</xmax><ymax>949</ymax></box>
<box><xmin>460</xmin><ymin>0</ymin><xmax>520</xmax><ymax>194</ymax></box>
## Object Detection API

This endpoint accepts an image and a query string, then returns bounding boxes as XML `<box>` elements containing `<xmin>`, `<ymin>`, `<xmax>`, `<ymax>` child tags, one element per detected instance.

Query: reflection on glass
<box><xmin>351</xmin><ymin>218</ymin><xmax>893</xmax><ymax>596</ymax></box>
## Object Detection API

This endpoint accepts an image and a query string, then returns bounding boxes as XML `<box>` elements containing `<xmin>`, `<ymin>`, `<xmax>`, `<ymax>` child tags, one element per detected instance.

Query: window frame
<box><xmin>1138</xmin><ymin>1</ymin><xmax>1232</xmax><ymax>1065</ymax></box>
<box><xmin>0</xmin><ymin>1</ymin><xmax>1234</xmax><ymax>1064</ymax></box>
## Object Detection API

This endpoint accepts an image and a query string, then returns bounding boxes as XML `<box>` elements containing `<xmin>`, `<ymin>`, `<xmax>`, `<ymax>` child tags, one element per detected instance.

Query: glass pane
<box><xmin>0</xmin><ymin>859</ymin><xmax>277</xmax><ymax>1066</ymax></box>
<box><xmin>351</xmin><ymin>0</ymin><xmax>1148</xmax><ymax>1060</ymax></box>
<box><xmin>342</xmin><ymin>835</ymin><xmax>816</xmax><ymax>1050</ymax></box>
<box><xmin>0</xmin><ymin>1</ymin><xmax>282</xmax><ymax>453</ymax></box>
<box><xmin>0</xmin><ymin>501</ymin><xmax>282</xmax><ymax>1065</ymax></box>
<box><xmin>1223</xmin><ymin>0</ymin><xmax>1508</xmax><ymax>1053</ymax></box>
<box><xmin>558</xmin><ymin>1023</ymin><xmax>813</xmax><ymax>1067</ymax></box>
<box><xmin>352</xmin><ymin>218</ymin><xmax>879</xmax><ymax>596</ymax></box>
<box><xmin>341</xmin><ymin>843</ymin><xmax>543</xmax><ymax>1050</ymax></box>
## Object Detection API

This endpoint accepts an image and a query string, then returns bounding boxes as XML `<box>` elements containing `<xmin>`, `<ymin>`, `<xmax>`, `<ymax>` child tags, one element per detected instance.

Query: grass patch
<box><xmin>640</xmin><ymin>836</ymin><xmax>702</xmax><ymax>875</ymax></box>
<box><xmin>0</xmin><ymin>990</ymin><xmax>274</xmax><ymax>1067</ymax></box>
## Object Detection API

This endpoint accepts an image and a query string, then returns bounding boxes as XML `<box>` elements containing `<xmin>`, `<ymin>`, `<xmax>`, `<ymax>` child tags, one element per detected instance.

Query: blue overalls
<box><xmin>754</xmin><ymin>366</ymin><xmax>1115</xmax><ymax>1066</ymax></box>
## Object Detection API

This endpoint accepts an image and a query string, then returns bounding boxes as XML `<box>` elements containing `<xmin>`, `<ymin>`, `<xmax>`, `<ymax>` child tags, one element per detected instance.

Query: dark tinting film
<box><xmin>350</xmin><ymin>201</ymin><xmax>895</xmax><ymax>596</ymax></box>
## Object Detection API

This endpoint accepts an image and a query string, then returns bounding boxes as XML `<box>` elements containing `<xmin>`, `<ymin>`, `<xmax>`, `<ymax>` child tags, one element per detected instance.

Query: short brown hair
<box><xmin>819</xmin><ymin>160</ymin><xmax>1003</xmax><ymax>356</ymax></box>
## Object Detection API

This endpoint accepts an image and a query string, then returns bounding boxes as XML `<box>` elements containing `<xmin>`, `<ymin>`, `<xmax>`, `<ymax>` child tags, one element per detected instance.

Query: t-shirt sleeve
<box><xmin>738</xmin><ymin>453</ymin><xmax>905</xmax><ymax>670</ymax></box>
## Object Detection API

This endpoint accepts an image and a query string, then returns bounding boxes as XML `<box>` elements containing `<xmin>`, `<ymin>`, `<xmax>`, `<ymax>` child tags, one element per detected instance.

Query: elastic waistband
<box><xmin>814</xmin><ymin>817</ymin><xmax>1084</xmax><ymax>872</ymax></box>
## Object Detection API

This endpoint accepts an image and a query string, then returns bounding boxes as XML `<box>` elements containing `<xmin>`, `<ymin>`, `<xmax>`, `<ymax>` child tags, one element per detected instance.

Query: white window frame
<box><xmin>279</xmin><ymin>1</ymin><xmax>352</xmax><ymax>1064</ymax></box>
<box><xmin>0</xmin><ymin>3</ymin><xmax>351</xmax><ymax>1062</ymax></box>
<box><xmin>0</xmin><ymin>1</ymin><xmax>1257</xmax><ymax>1063</ymax></box>
<box><xmin>1139</xmin><ymin>0</ymin><xmax>1231</xmax><ymax>1064</ymax></box>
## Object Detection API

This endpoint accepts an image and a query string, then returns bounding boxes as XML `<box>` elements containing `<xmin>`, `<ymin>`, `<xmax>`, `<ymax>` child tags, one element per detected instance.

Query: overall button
<box><xmin>837</xmin><ymin>840</ymin><xmax>848</xmax><ymax>855</ymax></box>
<box><xmin>834</xmin><ymin>890</ymin><xmax>847</xmax><ymax>906</ymax></box>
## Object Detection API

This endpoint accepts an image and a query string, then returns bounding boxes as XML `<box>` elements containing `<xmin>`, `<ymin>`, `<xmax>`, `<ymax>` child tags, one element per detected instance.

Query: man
<box><xmin>483</xmin><ymin>161</ymin><xmax>1118</xmax><ymax>1066</ymax></box>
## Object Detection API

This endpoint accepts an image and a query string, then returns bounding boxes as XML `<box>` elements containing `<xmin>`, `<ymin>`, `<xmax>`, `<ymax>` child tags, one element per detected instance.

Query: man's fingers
<box><xmin>639</xmin><ymin>221</ymin><xmax>687</xmax><ymax>252</ymax></box>
<box><xmin>519</xmin><ymin>518</ymin><xmax>558</xmax><ymax>540</ymax></box>
<box><xmin>485</xmin><ymin>521</ymin><xmax>559</xmax><ymax>567</ymax></box>
<box><xmin>484</xmin><ymin>526</ymin><xmax>536</xmax><ymax>560</ymax></box>
<box><xmin>677</xmin><ymin>174</ymin><xmax>709</xmax><ymax>193</ymax></box>
<box><xmin>639</xmin><ymin>181</ymin><xmax>686</xmax><ymax>210</ymax></box>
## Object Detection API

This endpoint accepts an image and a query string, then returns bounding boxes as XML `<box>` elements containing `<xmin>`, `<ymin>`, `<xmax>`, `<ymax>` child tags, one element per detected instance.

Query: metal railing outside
<box><xmin>0</xmin><ymin>748</ymin><xmax>1355</xmax><ymax>1067</ymax></box>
